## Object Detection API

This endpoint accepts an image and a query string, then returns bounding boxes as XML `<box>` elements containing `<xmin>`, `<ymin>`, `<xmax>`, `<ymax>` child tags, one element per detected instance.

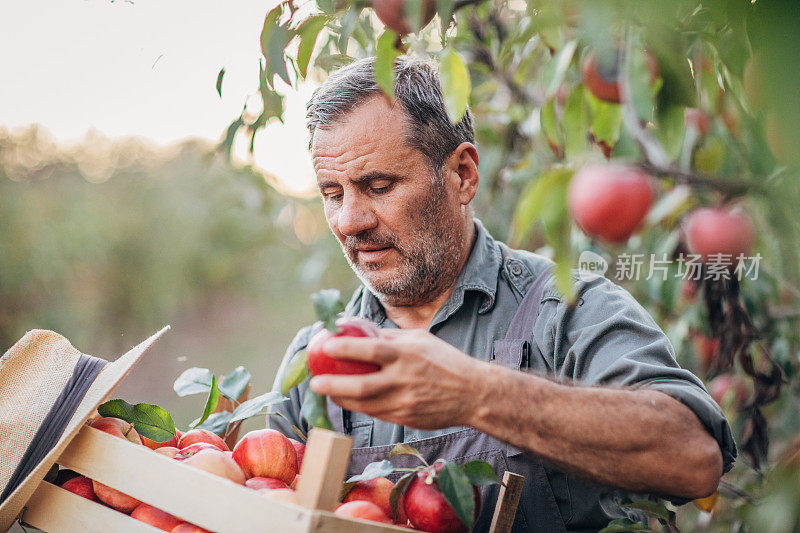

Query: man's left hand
<box><xmin>308</xmin><ymin>329</ymin><xmax>486</xmax><ymax>429</ymax></box>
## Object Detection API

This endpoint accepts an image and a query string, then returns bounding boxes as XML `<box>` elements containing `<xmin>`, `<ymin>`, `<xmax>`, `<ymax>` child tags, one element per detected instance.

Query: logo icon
<box><xmin>578</xmin><ymin>250</ymin><xmax>609</xmax><ymax>281</ymax></box>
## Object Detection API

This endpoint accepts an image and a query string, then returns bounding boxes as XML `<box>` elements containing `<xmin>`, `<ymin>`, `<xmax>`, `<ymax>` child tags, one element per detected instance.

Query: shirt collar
<box><xmin>352</xmin><ymin>218</ymin><xmax>502</xmax><ymax>326</ymax></box>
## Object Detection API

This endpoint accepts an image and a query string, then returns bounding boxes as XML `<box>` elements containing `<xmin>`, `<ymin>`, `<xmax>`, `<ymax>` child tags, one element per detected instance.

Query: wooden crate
<box><xmin>19</xmin><ymin>426</ymin><xmax>521</xmax><ymax>533</ymax></box>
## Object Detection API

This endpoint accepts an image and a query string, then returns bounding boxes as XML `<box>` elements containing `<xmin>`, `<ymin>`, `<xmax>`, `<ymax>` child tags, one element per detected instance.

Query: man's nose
<box><xmin>336</xmin><ymin>195</ymin><xmax>378</xmax><ymax>237</ymax></box>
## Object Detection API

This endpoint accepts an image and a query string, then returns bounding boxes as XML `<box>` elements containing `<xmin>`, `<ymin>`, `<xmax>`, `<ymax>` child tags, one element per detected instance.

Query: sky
<box><xmin>0</xmin><ymin>0</ymin><xmax>317</xmax><ymax>194</ymax></box>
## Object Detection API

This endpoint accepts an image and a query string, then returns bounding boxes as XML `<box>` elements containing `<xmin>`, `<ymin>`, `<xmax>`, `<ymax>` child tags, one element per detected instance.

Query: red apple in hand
<box><xmin>344</xmin><ymin>477</ymin><xmax>408</xmax><ymax>524</ymax></box>
<box><xmin>182</xmin><ymin>448</ymin><xmax>246</xmax><ymax>484</ymax></box>
<box><xmin>404</xmin><ymin>463</ymin><xmax>480</xmax><ymax>533</ymax></box>
<box><xmin>568</xmin><ymin>163</ymin><xmax>654</xmax><ymax>243</ymax></box>
<box><xmin>232</xmin><ymin>429</ymin><xmax>297</xmax><ymax>484</ymax></box>
<box><xmin>335</xmin><ymin>501</ymin><xmax>394</xmax><ymax>525</ymax></box>
<box><xmin>131</xmin><ymin>503</ymin><xmax>183</xmax><ymax>531</ymax></box>
<box><xmin>307</xmin><ymin>318</ymin><xmax>381</xmax><ymax>375</ymax></box>
<box><xmin>178</xmin><ymin>429</ymin><xmax>229</xmax><ymax>451</ymax></box>
<box><xmin>59</xmin><ymin>476</ymin><xmax>99</xmax><ymax>502</ymax></box>
<box><xmin>684</xmin><ymin>208</ymin><xmax>755</xmax><ymax>263</ymax></box>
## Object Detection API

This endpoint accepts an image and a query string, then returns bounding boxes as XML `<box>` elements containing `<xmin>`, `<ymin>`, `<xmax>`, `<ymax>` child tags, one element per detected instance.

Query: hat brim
<box><xmin>0</xmin><ymin>326</ymin><xmax>170</xmax><ymax>530</ymax></box>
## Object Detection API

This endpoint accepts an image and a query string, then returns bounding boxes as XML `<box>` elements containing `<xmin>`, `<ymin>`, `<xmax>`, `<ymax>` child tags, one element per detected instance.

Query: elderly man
<box><xmin>269</xmin><ymin>56</ymin><xmax>735</xmax><ymax>532</ymax></box>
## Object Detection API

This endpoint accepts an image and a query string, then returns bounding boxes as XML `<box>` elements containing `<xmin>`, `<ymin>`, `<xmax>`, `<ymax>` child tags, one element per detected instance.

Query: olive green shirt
<box><xmin>269</xmin><ymin>219</ymin><xmax>736</xmax><ymax>531</ymax></box>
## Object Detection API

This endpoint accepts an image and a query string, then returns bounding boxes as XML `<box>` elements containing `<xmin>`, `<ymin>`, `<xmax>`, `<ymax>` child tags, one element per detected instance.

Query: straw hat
<box><xmin>0</xmin><ymin>326</ymin><xmax>169</xmax><ymax>531</ymax></box>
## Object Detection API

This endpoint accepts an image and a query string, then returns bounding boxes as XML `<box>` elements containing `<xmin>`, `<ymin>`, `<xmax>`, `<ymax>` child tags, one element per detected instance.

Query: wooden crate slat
<box><xmin>57</xmin><ymin>425</ymin><xmax>314</xmax><ymax>533</ymax></box>
<box><xmin>295</xmin><ymin>429</ymin><xmax>352</xmax><ymax>512</ymax></box>
<box><xmin>23</xmin><ymin>482</ymin><xmax>162</xmax><ymax>533</ymax></box>
<box><xmin>310</xmin><ymin>511</ymin><xmax>410</xmax><ymax>532</ymax></box>
<box><xmin>488</xmin><ymin>471</ymin><xmax>524</xmax><ymax>533</ymax></box>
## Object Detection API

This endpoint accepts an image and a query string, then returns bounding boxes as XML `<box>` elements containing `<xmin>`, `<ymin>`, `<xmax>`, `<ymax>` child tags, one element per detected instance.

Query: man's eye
<box><xmin>371</xmin><ymin>184</ymin><xmax>392</xmax><ymax>194</ymax></box>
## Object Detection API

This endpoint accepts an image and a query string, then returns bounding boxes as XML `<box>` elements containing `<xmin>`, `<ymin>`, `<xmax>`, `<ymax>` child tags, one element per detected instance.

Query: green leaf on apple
<box><xmin>281</xmin><ymin>350</ymin><xmax>309</xmax><ymax>395</ymax></box>
<box><xmin>193</xmin><ymin>375</ymin><xmax>219</xmax><ymax>429</ymax></box>
<box><xmin>97</xmin><ymin>399</ymin><xmax>176</xmax><ymax>443</ymax></box>
<box><xmin>229</xmin><ymin>391</ymin><xmax>287</xmax><ymax>423</ymax></box>
<box><xmin>173</xmin><ymin>367</ymin><xmax>214</xmax><ymax>397</ymax></box>
<box><xmin>461</xmin><ymin>460</ymin><xmax>502</xmax><ymax>487</ymax></box>
<box><xmin>300</xmin><ymin>387</ymin><xmax>333</xmax><ymax>430</ymax></box>
<box><xmin>219</xmin><ymin>366</ymin><xmax>251</xmax><ymax>401</ymax></box>
<box><xmin>191</xmin><ymin>410</ymin><xmax>233</xmax><ymax>435</ymax></box>
<box><xmin>389</xmin><ymin>471</ymin><xmax>416</xmax><ymax>524</ymax></box>
<box><xmin>598</xmin><ymin>518</ymin><xmax>652</xmax><ymax>532</ymax></box>
<box><xmin>311</xmin><ymin>289</ymin><xmax>345</xmax><ymax>331</ymax></box>
<box><xmin>437</xmin><ymin>461</ymin><xmax>476</xmax><ymax>530</ymax></box>
<box><xmin>389</xmin><ymin>443</ymin><xmax>428</xmax><ymax>466</ymax></box>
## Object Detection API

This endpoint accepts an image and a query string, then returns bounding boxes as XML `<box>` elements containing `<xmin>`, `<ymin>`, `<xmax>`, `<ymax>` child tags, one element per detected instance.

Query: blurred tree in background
<box><xmin>236</xmin><ymin>0</ymin><xmax>799</xmax><ymax>531</ymax></box>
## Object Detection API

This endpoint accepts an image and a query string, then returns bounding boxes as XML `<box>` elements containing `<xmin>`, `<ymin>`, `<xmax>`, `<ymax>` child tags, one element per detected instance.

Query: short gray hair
<box><xmin>306</xmin><ymin>56</ymin><xmax>474</xmax><ymax>177</ymax></box>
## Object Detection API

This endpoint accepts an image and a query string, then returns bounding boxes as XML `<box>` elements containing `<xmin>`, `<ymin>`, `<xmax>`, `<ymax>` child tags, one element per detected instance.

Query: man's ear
<box><xmin>446</xmin><ymin>142</ymin><xmax>479</xmax><ymax>206</ymax></box>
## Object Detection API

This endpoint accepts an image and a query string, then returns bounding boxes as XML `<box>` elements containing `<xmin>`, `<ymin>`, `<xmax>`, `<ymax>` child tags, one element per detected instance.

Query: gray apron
<box><xmin>328</xmin><ymin>269</ymin><xmax>567</xmax><ymax>532</ymax></box>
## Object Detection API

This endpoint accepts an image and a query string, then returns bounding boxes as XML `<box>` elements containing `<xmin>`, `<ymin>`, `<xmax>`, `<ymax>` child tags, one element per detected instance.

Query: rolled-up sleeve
<box><xmin>534</xmin><ymin>273</ymin><xmax>737</xmax><ymax>476</ymax></box>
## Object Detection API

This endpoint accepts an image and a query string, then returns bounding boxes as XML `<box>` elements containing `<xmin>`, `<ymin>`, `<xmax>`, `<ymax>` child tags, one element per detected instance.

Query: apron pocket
<box><xmin>350</xmin><ymin>420</ymin><xmax>373</xmax><ymax>448</ymax></box>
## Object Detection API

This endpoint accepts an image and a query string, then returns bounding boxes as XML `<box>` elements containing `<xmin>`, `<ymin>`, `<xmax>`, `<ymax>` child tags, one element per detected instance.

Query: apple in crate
<box><xmin>154</xmin><ymin>446</ymin><xmax>181</xmax><ymax>459</ymax></box>
<box><xmin>172</xmin><ymin>524</ymin><xmax>212</xmax><ymax>533</ymax></box>
<box><xmin>288</xmin><ymin>438</ymin><xmax>306</xmax><ymax>469</ymax></box>
<box><xmin>335</xmin><ymin>501</ymin><xmax>393</xmax><ymax>524</ymax></box>
<box><xmin>245</xmin><ymin>477</ymin><xmax>289</xmax><ymax>491</ymax></box>
<box><xmin>131</xmin><ymin>503</ymin><xmax>183</xmax><ymax>531</ymax></box>
<box><xmin>89</xmin><ymin>417</ymin><xmax>142</xmax><ymax>512</ymax></box>
<box><xmin>59</xmin><ymin>475</ymin><xmax>99</xmax><ymax>502</ymax></box>
<box><xmin>232</xmin><ymin>429</ymin><xmax>297</xmax><ymax>484</ymax></box>
<box><xmin>141</xmin><ymin>433</ymin><xmax>178</xmax><ymax>450</ymax></box>
<box><xmin>344</xmin><ymin>477</ymin><xmax>407</xmax><ymax>524</ymax></box>
<box><xmin>176</xmin><ymin>442</ymin><xmax>219</xmax><ymax>460</ymax></box>
<box><xmin>404</xmin><ymin>463</ymin><xmax>480</xmax><ymax>533</ymax></box>
<box><xmin>178</xmin><ymin>429</ymin><xmax>229</xmax><ymax>451</ymax></box>
<box><xmin>182</xmin><ymin>448</ymin><xmax>246</xmax><ymax>484</ymax></box>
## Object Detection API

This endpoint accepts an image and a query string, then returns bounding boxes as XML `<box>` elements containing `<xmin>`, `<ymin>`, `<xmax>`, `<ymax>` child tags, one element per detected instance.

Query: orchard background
<box><xmin>2</xmin><ymin>0</ymin><xmax>800</xmax><ymax>531</ymax></box>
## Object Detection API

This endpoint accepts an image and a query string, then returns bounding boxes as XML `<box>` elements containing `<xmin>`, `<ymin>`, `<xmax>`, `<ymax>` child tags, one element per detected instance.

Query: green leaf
<box><xmin>173</xmin><ymin>367</ymin><xmax>214</xmax><ymax>397</ymax></box>
<box><xmin>193</xmin><ymin>375</ymin><xmax>219</xmax><ymax>429</ymax></box>
<box><xmin>621</xmin><ymin>499</ymin><xmax>676</xmax><ymax>525</ymax></box>
<box><xmin>310</xmin><ymin>289</ymin><xmax>345</xmax><ymax>331</ymax></box>
<box><xmin>97</xmin><ymin>399</ymin><xmax>176</xmax><ymax>443</ymax></box>
<box><xmin>191</xmin><ymin>410</ymin><xmax>233</xmax><ymax>435</ymax></box>
<box><xmin>300</xmin><ymin>387</ymin><xmax>333</xmax><ymax>430</ymax></box>
<box><xmin>389</xmin><ymin>443</ymin><xmax>428</xmax><ymax>466</ymax></box>
<box><xmin>461</xmin><ymin>461</ymin><xmax>502</xmax><ymax>487</ymax></box>
<box><xmin>587</xmin><ymin>91</ymin><xmax>624</xmax><ymax>148</ymax></box>
<box><xmin>219</xmin><ymin>366</ymin><xmax>251</xmax><ymax>401</ymax></box>
<box><xmin>439</xmin><ymin>48</ymin><xmax>471</xmax><ymax>122</ymax></box>
<box><xmin>437</xmin><ymin>461</ymin><xmax>476</xmax><ymax>530</ymax></box>
<box><xmin>215</xmin><ymin>67</ymin><xmax>225</xmax><ymax>98</ymax></box>
<box><xmin>229</xmin><ymin>391</ymin><xmax>287</xmax><ymax>423</ymax></box>
<box><xmin>563</xmin><ymin>85</ymin><xmax>590</xmax><ymax>157</ymax></box>
<box><xmin>542</xmin><ymin>40</ymin><xmax>578</xmax><ymax>98</ymax></box>
<box><xmin>540</xmin><ymin>98</ymin><xmax>565</xmax><ymax>155</ymax></box>
<box><xmin>375</xmin><ymin>30</ymin><xmax>400</xmax><ymax>99</ymax></box>
<box><xmin>260</xmin><ymin>5</ymin><xmax>293</xmax><ymax>87</ymax></box>
<box><xmin>389</xmin><ymin>472</ymin><xmax>416</xmax><ymax>523</ymax></box>
<box><xmin>598</xmin><ymin>518</ymin><xmax>652</xmax><ymax>532</ymax></box>
<box><xmin>512</xmin><ymin>166</ymin><xmax>574</xmax><ymax>246</ymax></box>
<box><xmin>281</xmin><ymin>350</ymin><xmax>309</xmax><ymax>395</ymax></box>
<box><xmin>346</xmin><ymin>460</ymin><xmax>396</xmax><ymax>483</ymax></box>
<box><xmin>297</xmin><ymin>15</ymin><xmax>327</xmax><ymax>78</ymax></box>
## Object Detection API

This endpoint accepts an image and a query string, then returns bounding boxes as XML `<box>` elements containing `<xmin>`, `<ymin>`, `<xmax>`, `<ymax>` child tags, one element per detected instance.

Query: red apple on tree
<box><xmin>581</xmin><ymin>50</ymin><xmax>659</xmax><ymax>104</ymax></box>
<box><xmin>709</xmin><ymin>374</ymin><xmax>750</xmax><ymax>410</ymax></box>
<box><xmin>232</xmin><ymin>429</ymin><xmax>298</xmax><ymax>484</ymax></box>
<box><xmin>568</xmin><ymin>163</ymin><xmax>654</xmax><ymax>243</ymax></box>
<box><xmin>684</xmin><ymin>207</ymin><xmax>755</xmax><ymax>263</ymax></box>
<box><xmin>131</xmin><ymin>503</ymin><xmax>183</xmax><ymax>531</ymax></box>
<box><xmin>178</xmin><ymin>429</ymin><xmax>229</xmax><ymax>452</ymax></box>
<box><xmin>335</xmin><ymin>501</ymin><xmax>394</xmax><ymax>525</ymax></box>
<box><xmin>372</xmin><ymin>0</ymin><xmax>436</xmax><ymax>36</ymax></box>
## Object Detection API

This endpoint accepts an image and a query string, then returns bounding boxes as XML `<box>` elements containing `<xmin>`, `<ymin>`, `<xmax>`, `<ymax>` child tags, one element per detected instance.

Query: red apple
<box><xmin>404</xmin><ymin>463</ymin><xmax>480</xmax><ymax>533</ymax></box>
<box><xmin>154</xmin><ymin>446</ymin><xmax>181</xmax><ymax>459</ymax></box>
<box><xmin>92</xmin><ymin>480</ymin><xmax>141</xmax><ymax>513</ymax></box>
<box><xmin>142</xmin><ymin>433</ymin><xmax>178</xmax><ymax>450</ymax></box>
<box><xmin>335</xmin><ymin>501</ymin><xmax>394</xmax><ymax>525</ymax></box>
<box><xmin>178</xmin><ymin>429</ymin><xmax>229</xmax><ymax>451</ymax></box>
<box><xmin>568</xmin><ymin>163</ymin><xmax>654</xmax><ymax>243</ymax></box>
<box><xmin>91</xmin><ymin>417</ymin><xmax>142</xmax><ymax>445</ymax></box>
<box><xmin>307</xmin><ymin>318</ymin><xmax>381</xmax><ymax>376</ymax></box>
<box><xmin>372</xmin><ymin>0</ymin><xmax>436</xmax><ymax>35</ymax></box>
<box><xmin>172</xmin><ymin>524</ymin><xmax>212</xmax><ymax>533</ymax></box>
<box><xmin>232</xmin><ymin>429</ymin><xmax>297</xmax><ymax>484</ymax></box>
<box><xmin>581</xmin><ymin>50</ymin><xmax>659</xmax><ymax>104</ymax></box>
<box><xmin>684</xmin><ymin>208</ymin><xmax>755</xmax><ymax>263</ymax></box>
<box><xmin>131</xmin><ymin>503</ymin><xmax>183</xmax><ymax>531</ymax></box>
<box><xmin>176</xmin><ymin>442</ymin><xmax>219</xmax><ymax>460</ymax></box>
<box><xmin>182</xmin><ymin>448</ymin><xmax>246</xmax><ymax>484</ymax></box>
<box><xmin>245</xmin><ymin>477</ymin><xmax>289</xmax><ymax>491</ymax></box>
<box><xmin>686</xmin><ymin>108</ymin><xmax>711</xmax><ymax>138</ymax></box>
<box><xmin>261</xmin><ymin>488</ymin><xmax>297</xmax><ymax>503</ymax></box>
<box><xmin>290</xmin><ymin>474</ymin><xmax>301</xmax><ymax>490</ymax></box>
<box><xmin>709</xmin><ymin>374</ymin><xmax>749</xmax><ymax>409</ymax></box>
<box><xmin>344</xmin><ymin>477</ymin><xmax>408</xmax><ymax>524</ymax></box>
<box><xmin>59</xmin><ymin>476</ymin><xmax>99</xmax><ymax>502</ymax></box>
<box><xmin>288</xmin><ymin>439</ymin><xmax>306</xmax><ymax>469</ymax></box>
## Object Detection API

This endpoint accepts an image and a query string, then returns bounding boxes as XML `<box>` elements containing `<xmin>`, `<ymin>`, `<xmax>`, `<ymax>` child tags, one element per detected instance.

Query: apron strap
<box><xmin>505</xmin><ymin>266</ymin><xmax>553</xmax><ymax>341</ymax></box>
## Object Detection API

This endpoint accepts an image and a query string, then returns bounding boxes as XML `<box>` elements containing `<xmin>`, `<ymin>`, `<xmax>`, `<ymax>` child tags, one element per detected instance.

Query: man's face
<box><xmin>311</xmin><ymin>97</ymin><xmax>466</xmax><ymax>306</ymax></box>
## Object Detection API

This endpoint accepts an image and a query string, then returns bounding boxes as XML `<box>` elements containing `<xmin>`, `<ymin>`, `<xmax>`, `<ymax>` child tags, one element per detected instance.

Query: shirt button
<box><xmin>510</xmin><ymin>263</ymin><xmax>523</xmax><ymax>276</ymax></box>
